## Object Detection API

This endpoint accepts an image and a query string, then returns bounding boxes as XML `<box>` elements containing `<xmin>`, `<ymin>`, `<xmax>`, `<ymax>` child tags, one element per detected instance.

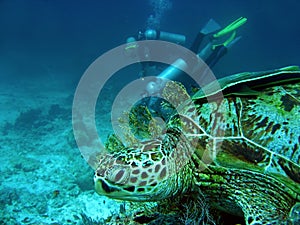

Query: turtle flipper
<box><xmin>240</xmin><ymin>198</ymin><xmax>295</xmax><ymax>225</ymax></box>
<box><xmin>244</xmin><ymin>212</ymin><xmax>285</xmax><ymax>225</ymax></box>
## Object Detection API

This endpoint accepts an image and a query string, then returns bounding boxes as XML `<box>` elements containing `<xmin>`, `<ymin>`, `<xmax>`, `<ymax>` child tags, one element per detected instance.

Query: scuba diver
<box><xmin>127</xmin><ymin>17</ymin><xmax>247</xmax><ymax>78</ymax></box>
<box><xmin>125</xmin><ymin>17</ymin><xmax>247</xmax><ymax>120</ymax></box>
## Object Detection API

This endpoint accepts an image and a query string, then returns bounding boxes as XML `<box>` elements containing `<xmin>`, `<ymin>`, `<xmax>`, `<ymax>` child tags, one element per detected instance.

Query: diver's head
<box><xmin>146</xmin><ymin>81</ymin><xmax>159</xmax><ymax>95</ymax></box>
<box><xmin>145</xmin><ymin>78</ymin><xmax>165</xmax><ymax>95</ymax></box>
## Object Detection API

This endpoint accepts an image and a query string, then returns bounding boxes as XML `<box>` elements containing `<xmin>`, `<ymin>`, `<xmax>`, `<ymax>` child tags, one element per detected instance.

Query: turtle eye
<box><xmin>107</xmin><ymin>166</ymin><xmax>130</xmax><ymax>184</ymax></box>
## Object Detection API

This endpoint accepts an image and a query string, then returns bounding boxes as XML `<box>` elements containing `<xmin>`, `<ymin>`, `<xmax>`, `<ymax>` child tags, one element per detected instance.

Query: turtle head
<box><xmin>94</xmin><ymin>138</ymin><xmax>185</xmax><ymax>201</ymax></box>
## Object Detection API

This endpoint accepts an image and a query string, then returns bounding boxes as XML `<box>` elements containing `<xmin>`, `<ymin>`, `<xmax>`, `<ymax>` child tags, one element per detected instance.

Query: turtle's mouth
<box><xmin>95</xmin><ymin>178</ymin><xmax>121</xmax><ymax>194</ymax></box>
<box><xmin>98</xmin><ymin>179</ymin><xmax>118</xmax><ymax>193</ymax></box>
<box><xmin>95</xmin><ymin>178</ymin><xmax>151</xmax><ymax>201</ymax></box>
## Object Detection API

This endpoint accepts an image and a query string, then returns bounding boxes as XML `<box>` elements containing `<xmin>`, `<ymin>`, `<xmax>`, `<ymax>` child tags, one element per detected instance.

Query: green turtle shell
<box><xmin>189</xmin><ymin>66</ymin><xmax>300</xmax><ymax>197</ymax></box>
<box><xmin>193</xmin><ymin>65</ymin><xmax>300</xmax><ymax>100</ymax></box>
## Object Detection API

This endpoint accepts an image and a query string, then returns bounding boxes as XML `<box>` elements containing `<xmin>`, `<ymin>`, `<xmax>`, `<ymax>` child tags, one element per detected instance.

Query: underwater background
<box><xmin>1</xmin><ymin>0</ymin><xmax>300</xmax><ymax>224</ymax></box>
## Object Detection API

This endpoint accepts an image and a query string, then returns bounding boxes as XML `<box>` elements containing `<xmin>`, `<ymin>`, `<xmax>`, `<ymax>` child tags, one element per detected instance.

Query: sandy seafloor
<box><xmin>0</xmin><ymin>78</ymin><xmax>130</xmax><ymax>224</ymax></box>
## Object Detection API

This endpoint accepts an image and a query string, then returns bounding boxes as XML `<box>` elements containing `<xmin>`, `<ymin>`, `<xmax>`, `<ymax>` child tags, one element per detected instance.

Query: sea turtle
<box><xmin>94</xmin><ymin>66</ymin><xmax>300</xmax><ymax>224</ymax></box>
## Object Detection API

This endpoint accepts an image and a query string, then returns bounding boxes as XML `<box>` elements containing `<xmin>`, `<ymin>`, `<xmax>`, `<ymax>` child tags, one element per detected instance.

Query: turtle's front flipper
<box><xmin>240</xmin><ymin>197</ymin><xmax>296</xmax><ymax>225</ymax></box>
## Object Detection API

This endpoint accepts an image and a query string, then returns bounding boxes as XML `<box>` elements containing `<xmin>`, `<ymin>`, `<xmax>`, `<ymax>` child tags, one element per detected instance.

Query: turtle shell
<box><xmin>192</xmin><ymin>65</ymin><xmax>300</xmax><ymax>100</ymax></box>
<box><xmin>190</xmin><ymin>66</ymin><xmax>300</xmax><ymax>198</ymax></box>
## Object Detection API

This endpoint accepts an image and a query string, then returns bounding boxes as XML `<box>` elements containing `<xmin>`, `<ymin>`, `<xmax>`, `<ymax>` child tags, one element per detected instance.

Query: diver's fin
<box><xmin>190</xmin><ymin>19</ymin><xmax>221</xmax><ymax>53</ymax></box>
<box><xmin>201</xmin><ymin>18</ymin><xmax>221</xmax><ymax>35</ymax></box>
<box><xmin>212</xmin><ymin>32</ymin><xmax>242</xmax><ymax>50</ymax></box>
<box><xmin>225</xmin><ymin>35</ymin><xmax>242</xmax><ymax>48</ymax></box>
<box><xmin>213</xmin><ymin>17</ymin><xmax>247</xmax><ymax>39</ymax></box>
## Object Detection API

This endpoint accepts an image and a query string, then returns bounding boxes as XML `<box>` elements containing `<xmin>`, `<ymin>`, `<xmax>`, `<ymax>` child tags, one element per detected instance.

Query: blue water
<box><xmin>1</xmin><ymin>0</ymin><xmax>299</xmax><ymax>83</ymax></box>
<box><xmin>1</xmin><ymin>0</ymin><xmax>299</xmax><ymax>224</ymax></box>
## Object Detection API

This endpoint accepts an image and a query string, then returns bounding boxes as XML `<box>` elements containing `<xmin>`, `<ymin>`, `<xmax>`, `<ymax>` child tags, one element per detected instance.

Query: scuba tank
<box><xmin>142</xmin><ymin>29</ymin><xmax>186</xmax><ymax>45</ymax></box>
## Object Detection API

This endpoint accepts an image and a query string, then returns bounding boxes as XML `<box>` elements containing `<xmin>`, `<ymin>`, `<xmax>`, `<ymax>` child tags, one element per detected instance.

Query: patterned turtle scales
<box><xmin>94</xmin><ymin>66</ymin><xmax>300</xmax><ymax>224</ymax></box>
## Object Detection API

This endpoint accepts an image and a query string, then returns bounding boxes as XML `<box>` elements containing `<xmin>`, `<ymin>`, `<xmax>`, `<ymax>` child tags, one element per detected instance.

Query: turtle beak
<box><xmin>95</xmin><ymin>178</ymin><xmax>119</xmax><ymax>194</ymax></box>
